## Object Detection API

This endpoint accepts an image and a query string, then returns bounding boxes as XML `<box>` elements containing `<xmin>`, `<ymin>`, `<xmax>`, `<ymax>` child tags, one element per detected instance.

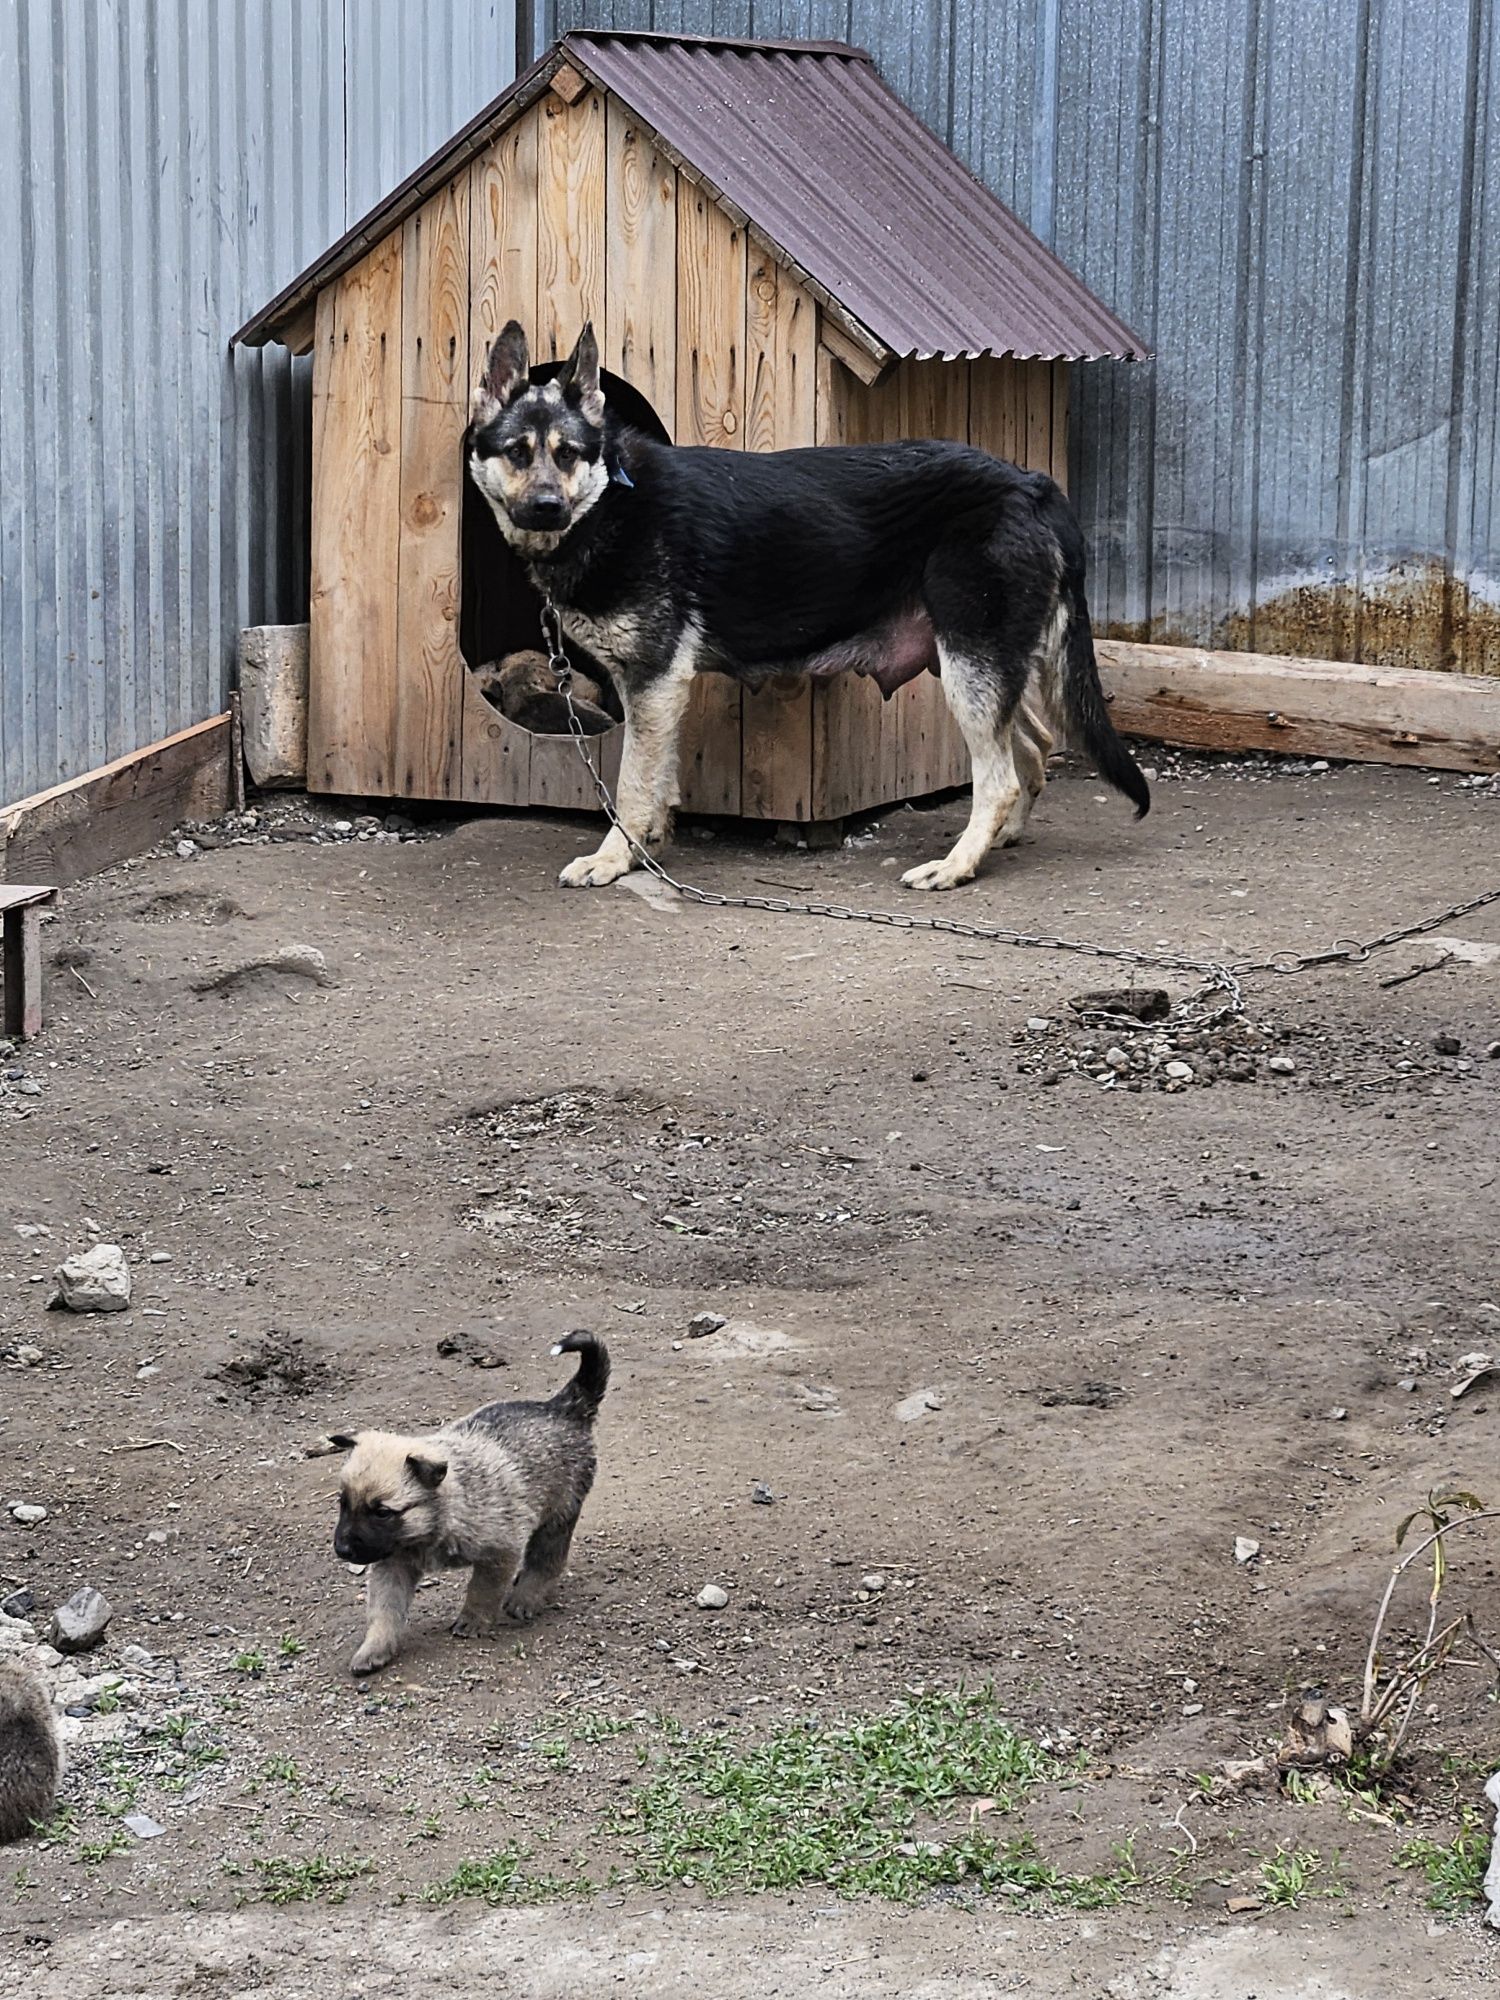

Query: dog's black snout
<box><xmin>519</xmin><ymin>494</ymin><xmax>567</xmax><ymax>528</ymax></box>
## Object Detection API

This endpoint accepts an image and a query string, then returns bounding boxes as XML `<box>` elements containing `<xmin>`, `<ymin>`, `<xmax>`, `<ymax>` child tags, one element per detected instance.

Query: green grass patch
<box><xmin>1257</xmin><ymin>1844</ymin><xmax>1342</xmax><ymax>1909</ymax></box>
<box><xmin>608</xmin><ymin>1686</ymin><xmax>1108</xmax><ymax>1903</ymax></box>
<box><xmin>253</xmin><ymin>1853</ymin><xmax>374</xmax><ymax>1905</ymax></box>
<box><xmin>422</xmin><ymin>1845</ymin><xmax>590</xmax><ymax>1908</ymax></box>
<box><xmin>1396</xmin><ymin>1812</ymin><xmax>1490</xmax><ymax>1913</ymax></box>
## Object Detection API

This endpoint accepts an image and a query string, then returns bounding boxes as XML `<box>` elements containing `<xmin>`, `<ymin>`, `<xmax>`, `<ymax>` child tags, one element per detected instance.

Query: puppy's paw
<box><xmin>350</xmin><ymin>1639</ymin><xmax>396</xmax><ymax>1676</ymax></box>
<box><xmin>558</xmin><ymin>848</ymin><xmax>634</xmax><ymax>889</ymax></box>
<box><xmin>900</xmin><ymin>856</ymin><xmax>975</xmax><ymax>892</ymax></box>
<box><xmin>451</xmin><ymin>1612</ymin><xmax>501</xmax><ymax>1641</ymax></box>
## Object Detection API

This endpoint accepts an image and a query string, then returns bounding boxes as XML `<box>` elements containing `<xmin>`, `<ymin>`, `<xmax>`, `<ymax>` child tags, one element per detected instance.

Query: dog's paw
<box><xmin>349</xmin><ymin>1641</ymin><xmax>396</xmax><ymax>1676</ymax></box>
<box><xmin>900</xmin><ymin>857</ymin><xmax>975</xmax><ymax>892</ymax></box>
<box><xmin>451</xmin><ymin>1612</ymin><xmax>501</xmax><ymax>1641</ymax></box>
<box><xmin>558</xmin><ymin>848</ymin><xmax>634</xmax><ymax>889</ymax></box>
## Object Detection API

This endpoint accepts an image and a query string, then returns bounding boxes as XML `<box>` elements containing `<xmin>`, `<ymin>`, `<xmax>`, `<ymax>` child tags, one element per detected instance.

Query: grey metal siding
<box><xmin>555</xmin><ymin>0</ymin><xmax>1500</xmax><ymax>673</ymax></box>
<box><xmin>0</xmin><ymin>0</ymin><xmax>516</xmax><ymax>809</ymax></box>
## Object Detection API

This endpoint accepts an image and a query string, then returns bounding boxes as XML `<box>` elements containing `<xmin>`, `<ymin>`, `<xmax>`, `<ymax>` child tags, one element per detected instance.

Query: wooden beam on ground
<box><xmin>0</xmin><ymin>714</ymin><xmax>232</xmax><ymax>887</ymax></box>
<box><xmin>2</xmin><ymin>886</ymin><xmax>54</xmax><ymax>1041</ymax></box>
<box><xmin>1095</xmin><ymin>639</ymin><xmax>1500</xmax><ymax>775</ymax></box>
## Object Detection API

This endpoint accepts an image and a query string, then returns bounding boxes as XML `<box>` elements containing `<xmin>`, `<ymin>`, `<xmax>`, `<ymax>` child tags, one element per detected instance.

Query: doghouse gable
<box><xmin>306</xmin><ymin>78</ymin><xmax>1074</xmax><ymax>824</ymax></box>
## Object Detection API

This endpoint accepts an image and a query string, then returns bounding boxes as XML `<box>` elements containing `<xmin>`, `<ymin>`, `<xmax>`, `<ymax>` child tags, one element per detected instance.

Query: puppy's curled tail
<box><xmin>0</xmin><ymin>1659</ymin><xmax>62</xmax><ymax>1845</ymax></box>
<box><xmin>549</xmin><ymin>1331</ymin><xmax>610</xmax><ymax>1423</ymax></box>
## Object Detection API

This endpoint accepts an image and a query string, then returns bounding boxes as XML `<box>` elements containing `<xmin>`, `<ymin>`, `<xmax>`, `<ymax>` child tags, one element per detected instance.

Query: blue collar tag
<box><xmin>611</xmin><ymin>463</ymin><xmax>635</xmax><ymax>488</ymax></box>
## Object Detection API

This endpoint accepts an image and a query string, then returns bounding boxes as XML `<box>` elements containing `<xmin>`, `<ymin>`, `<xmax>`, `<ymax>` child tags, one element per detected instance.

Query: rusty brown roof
<box><xmin>233</xmin><ymin>30</ymin><xmax>1146</xmax><ymax>364</ymax></box>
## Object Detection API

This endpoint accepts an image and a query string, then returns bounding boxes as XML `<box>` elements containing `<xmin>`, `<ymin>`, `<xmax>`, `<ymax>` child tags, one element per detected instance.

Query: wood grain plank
<box><xmin>676</xmin><ymin>184</ymin><xmax>746</xmax><ymax>816</ymax></box>
<box><xmin>603</xmin><ymin>101</ymin><xmax>676</xmax><ymax>415</ymax></box>
<box><xmin>1051</xmin><ymin>361</ymin><xmax>1070</xmax><ymax>495</ymax></box>
<box><xmin>741</xmin><ymin>258</ymin><xmax>816</xmax><ymax>820</ymax></box>
<box><xmin>1097</xmin><ymin>639</ymin><xmax>1500</xmax><ymax>771</ymax></box>
<box><xmin>308</xmin><ymin>234</ymin><xmax>403</xmax><ymax>797</ymax></box>
<box><xmin>537</xmin><ymin>88</ymin><xmax>605</xmax><ymax>362</ymax></box>
<box><xmin>463</xmin><ymin>118</ymin><xmax>539</xmax><ymax>807</ymax></box>
<box><xmin>395</xmin><ymin>176</ymin><xmax>469</xmax><ymax>801</ymax></box>
<box><xmin>1025</xmin><ymin>357</ymin><xmax>1052</xmax><ymax>473</ymax></box>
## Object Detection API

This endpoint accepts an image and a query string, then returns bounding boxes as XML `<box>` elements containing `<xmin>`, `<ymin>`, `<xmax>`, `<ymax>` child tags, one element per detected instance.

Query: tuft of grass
<box><xmin>259</xmin><ymin>1754</ymin><xmax>304</xmax><ymax>1788</ymax></box>
<box><xmin>535</xmin><ymin>1737</ymin><xmax>571</xmax><ymax>1772</ymax></box>
<box><xmin>1396</xmin><ymin>1812</ymin><xmax>1490</xmax><ymax>1913</ymax></box>
<box><xmin>253</xmin><ymin>1853</ymin><xmax>374</xmax><ymax>1905</ymax></box>
<box><xmin>1258</xmin><ymin>1844</ymin><xmax>1341</xmax><ymax>1908</ymax></box>
<box><xmin>76</xmin><ymin>1827</ymin><xmax>132</xmax><ymax>1866</ymax></box>
<box><xmin>231</xmin><ymin>1650</ymin><xmax>266</xmax><ymax>1677</ymax></box>
<box><xmin>422</xmin><ymin>1844</ymin><xmax>590</xmax><ymax>1907</ymax></box>
<box><xmin>277</xmin><ymin>1633</ymin><xmax>305</xmax><ymax>1660</ymax></box>
<box><xmin>608</xmin><ymin>1686</ymin><xmax>1104</xmax><ymax>1903</ymax></box>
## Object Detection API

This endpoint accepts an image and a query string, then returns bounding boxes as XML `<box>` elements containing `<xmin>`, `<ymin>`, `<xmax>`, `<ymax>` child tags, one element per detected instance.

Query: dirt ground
<box><xmin>2</xmin><ymin>752</ymin><xmax>1498</xmax><ymax>1997</ymax></box>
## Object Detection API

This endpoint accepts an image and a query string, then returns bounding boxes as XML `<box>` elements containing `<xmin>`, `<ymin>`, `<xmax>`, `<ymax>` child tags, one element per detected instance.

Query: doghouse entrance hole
<box><xmin>460</xmin><ymin>362</ymin><xmax>672</xmax><ymax>696</ymax></box>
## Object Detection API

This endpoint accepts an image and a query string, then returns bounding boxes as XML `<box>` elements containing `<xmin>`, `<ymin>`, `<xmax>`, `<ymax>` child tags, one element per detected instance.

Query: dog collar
<box><xmin>611</xmin><ymin>463</ymin><xmax>635</xmax><ymax>488</ymax></box>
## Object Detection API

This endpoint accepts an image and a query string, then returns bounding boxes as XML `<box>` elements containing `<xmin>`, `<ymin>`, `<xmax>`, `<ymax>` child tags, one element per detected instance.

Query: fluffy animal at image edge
<box><xmin>467</xmin><ymin>320</ymin><xmax>1150</xmax><ymax>892</ymax></box>
<box><xmin>329</xmin><ymin>1333</ymin><xmax>610</xmax><ymax>1676</ymax></box>
<box><xmin>0</xmin><ymin>1658</ymin><xmax>61</xmax><ymax>1844</ymax></box>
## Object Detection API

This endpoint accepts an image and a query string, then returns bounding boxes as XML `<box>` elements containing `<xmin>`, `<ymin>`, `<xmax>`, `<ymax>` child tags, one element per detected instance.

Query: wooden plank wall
<box><xmin>308</xmin><ymin>79</ymin><xmax>1072</xmax><ymax>825</ymax></box>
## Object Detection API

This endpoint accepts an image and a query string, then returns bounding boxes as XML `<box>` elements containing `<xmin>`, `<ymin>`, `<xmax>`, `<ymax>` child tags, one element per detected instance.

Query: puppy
<box><xmin>330</xmin><ymin>1331</ymin><xmax>609</xmax><ymax>1675</ymax></box>
<box><xmin>473</xmin><ymin>651</ymin><xmax>621</xmax><ymax>736</ymax></box>
<box><xmin>0</xmin><ymin>1659</ymin><xmax>61</xmax><ymax>1843</ymax></box>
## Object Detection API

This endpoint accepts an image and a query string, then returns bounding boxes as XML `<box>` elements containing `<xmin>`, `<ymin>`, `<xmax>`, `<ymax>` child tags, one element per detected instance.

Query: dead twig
<box><xmin>69</xmin><ymin>964</ymin><xmax>98</xmax><ymax>999</ymax></box>
<box><xmin>102</xmin><ymin>1437</ymin><xmax>186</xmax><ymax>1456</ymax></box>
<box><xmin>1378</xmin><ymin>957</ymin><xmax>1448</xmax><ymax>990</ymax></box>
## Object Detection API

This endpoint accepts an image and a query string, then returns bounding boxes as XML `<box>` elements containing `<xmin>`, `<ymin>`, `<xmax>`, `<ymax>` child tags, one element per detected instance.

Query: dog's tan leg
<box><xmin>902</xmin><ymin>645</ymin><xmax>1023</xmax><ymax>890</ymax></box>
<box><xmin>559</xmin><ymin>624</ymin><xmax>700</xmax><ymax>888</ymax></box>
<box><xmin>998</xmin><ymin>691</ymin><xmax>1055</xmax><ymax>846</ymax></box>
<box><xmin>452</xmin><ymin>1555</ymin><xmax>523</xmax><ymax>1640</ymax></box>
<box><xmin>350</xmin><ymin>1556</ymin><xmax>421</xmax><ymax>1675</ymax></box>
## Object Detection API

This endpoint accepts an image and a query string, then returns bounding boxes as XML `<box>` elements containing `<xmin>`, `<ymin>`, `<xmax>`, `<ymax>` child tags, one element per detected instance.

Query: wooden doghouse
<box><xmin>234</xmin><ymin>31</ymin><xmax>1143</xmax><ymax>829</ymax></box>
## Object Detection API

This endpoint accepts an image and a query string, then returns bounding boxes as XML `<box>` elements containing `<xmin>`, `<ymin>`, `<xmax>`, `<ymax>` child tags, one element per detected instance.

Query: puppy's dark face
<box><xmin>469</xmin><ymin>321</ymin><xmax>609</xmax><ymax>548</ymax></box>
<box><xmin>331</xmin><ymin>1432</ymin><xmax>448</xmax><ymax>1565</ymax></box>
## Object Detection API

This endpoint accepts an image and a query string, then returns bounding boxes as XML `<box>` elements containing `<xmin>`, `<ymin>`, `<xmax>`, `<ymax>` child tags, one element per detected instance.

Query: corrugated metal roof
<box><xmin>233</xmin><ymin>29</ymin><xmax>1145</xmax><ymax>364</ymax></box>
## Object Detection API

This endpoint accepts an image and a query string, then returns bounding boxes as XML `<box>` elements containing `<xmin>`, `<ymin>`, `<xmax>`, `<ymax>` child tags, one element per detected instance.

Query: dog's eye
<box><xmin>367</xmin><ymin>1501</ymin><xmax>395</xmax><ymax>1518</ymax></box>
<box><xmin>553</xmin><ymin>442</ymin><xmax>579</xmax><ymax>470</ymax></box>
<box><xmin>504</xmin><ymin>441</ymin><xmax>532</xmax><ymax>467</ymax></box>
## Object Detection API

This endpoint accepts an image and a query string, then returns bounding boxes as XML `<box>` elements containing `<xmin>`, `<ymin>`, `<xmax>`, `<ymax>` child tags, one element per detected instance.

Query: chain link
<box><xmin>539</xmin><ymin>599</ymin><xmax>1498</xmax><ymax>1019</ymax></box>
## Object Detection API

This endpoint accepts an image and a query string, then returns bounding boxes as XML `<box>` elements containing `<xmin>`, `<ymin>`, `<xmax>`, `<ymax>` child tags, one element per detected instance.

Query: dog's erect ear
<box><xmin>472</xmin><ymin>322</ymin><xmax>530</xmax><ymax>425</ymax></box>
<box><xmin>557</xmin><ymin>321</ymin><xmax>605</xmax><ymax>427</ymax></box>
<box><xmin>405</xmin><ymin>1451</ymin><xmax>449</xmax><ymax>1490</ymax></box>
<box><xmin>308</xmin><ymin>1431</ymin><xmax>358</xmax><ymax>1457</ymax></box>
<box><xmin>329</xmin><ymin>1432</ymin><xmax>358</xmax><ymax>1451</ymax></box>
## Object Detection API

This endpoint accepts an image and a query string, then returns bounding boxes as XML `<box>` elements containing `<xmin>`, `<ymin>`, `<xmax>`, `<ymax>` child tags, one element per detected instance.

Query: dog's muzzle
<box><xmin>511</xmin><ymin>495</ymin><xmax>569</xmax><ymax>532</ymax></box>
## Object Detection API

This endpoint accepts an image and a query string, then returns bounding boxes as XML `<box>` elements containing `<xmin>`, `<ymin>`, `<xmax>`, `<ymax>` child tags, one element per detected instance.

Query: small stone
<box><xmin>1</xmin><ymin>1589</ymin><xmax>34</xmax><ymax>1618</ymax></box>
<box><xmin>1233</xmin><ymin>1537</ymin><xmax>1260</xmax><ymax>1564</ymax></box>
<box><xmin>123</xmin><ymin>1812</ymin><xmax>165</xmax><ymax>1840</ymax></box>
<box><xmin>50</xmin><ymin>1585</ymin><xmax>113</xmax><ymax>1654</ymax></box>
<box><xmin>1397</xmin><ymin>1377</ymin><xmax>1418</xmax><ymax>1392</ymax></box>
<box><xmin>8</xmin><ymin>1503</ymin><xmax>47</xmax><ymax>1526</ymax></box>
<box><xmin>1329</xmin><ymin>1407</ymin><xmax>1348</xmax><ymax>1421</ymax></box>
<box><xmin>332</xmin><ymin>819</ymin><xmax>353</xmax><ymax>835</ymax></box>
<box><xmin>1267</xmin><ymin>1055</ymin><xmax>1296</xmax><ymax>1075</ymax></box>
<box><xmin>175</xmin><ymin>839</ymin><xmax>198</xmax><ymax>859</ymax></box>
<box><xmin>119</xmin><ymin>1643</ymin><xmax>157</xmax><ymax>1672</ymax></box>
<box><xmin>1431</xmin><ymin>1033</ymin><xmax>1461</xmax><ymax>1057</ymax></box>
<box><xmin>1104</xmin><ymin>1047</ymin><xmax>1130</xmax><ymax>1071</ymax></box>
<box><xmin>750</xmin><ymin>1483</ymin><xmax>777</xmax><ymax>1506</ymax></box>
<box><xmin>861</xmin><ymin>1573</ymin><xmax>886</xmax><ymax>1594</ymax></box>
<box><xmin>696</xmin><ymin>1585</ymin><xmax>729</xmax><ymax>1610</ymax></box>
<box><xmin>1025</xmin><ymin>1017</ymin><xmax>1051</xmax><ymax>1033</ymax></box>
<box><xmin>1486</xmin><ymin>1041</ymin><xmax>1500</xmax><ymax>1061</ymax></box>
<box><xmin>687</xmin><ymin>1312</ymin><xmax>728</xmax><ymax>1340</ymax></box>
<box><xmin>1164</xmin><ymin>1060</ymin><xmax>1194</xmax><ymax>1081</ymax></box>
<box><xmin>51</xmin><ymin>1242</ymin><xmax>132</xmax><ymax>1313</ymax></box>
<box><xmin>13</xmin><ymin>1345</ymin><xmax>43</xmax><ymax>1367</ymax></box>
<box><xmin>148</xmin><ymin>1251</ymin><xmax>173</xmax><ymax>1265</ymax></box>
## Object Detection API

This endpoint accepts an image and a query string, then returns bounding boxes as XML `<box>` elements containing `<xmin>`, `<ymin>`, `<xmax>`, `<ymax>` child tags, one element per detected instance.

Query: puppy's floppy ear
<box><xmin>405</xmin><ymin>1451</ymin><xmax>449</xmax><ymax>1490</ymax></box>
<box><xmin>472</xmin><ymin>321</ymin><xmax>530</xmax><ymax>425</ymax></box>
<box><xmin>557</xmin><ymin>320</ymin><xmax>605</xmax><ymax>427</ymax></box>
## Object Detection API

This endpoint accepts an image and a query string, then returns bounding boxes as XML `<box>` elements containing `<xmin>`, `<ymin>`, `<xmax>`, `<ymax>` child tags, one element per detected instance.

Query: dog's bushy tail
<box><xmin>1044</xmin><ymin>490</ymin><xmax>1150</xmax><ymax>819</ymax></box>
<box><xmin>548</xmin><ymin>1331</ymin><xmax>610</xmax><ymax>1423</ymax></box>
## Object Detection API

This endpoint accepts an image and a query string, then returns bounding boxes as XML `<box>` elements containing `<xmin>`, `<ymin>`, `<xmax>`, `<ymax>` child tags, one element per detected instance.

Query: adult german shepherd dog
<box><xmin>468</xmin><ymin>321</ymin><xmax>1149</xmax><ymax>891</ymax></box>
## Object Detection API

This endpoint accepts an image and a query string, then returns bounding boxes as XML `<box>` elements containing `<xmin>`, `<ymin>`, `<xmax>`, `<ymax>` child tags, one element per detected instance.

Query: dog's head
<box><xmin>468</xmin><ymin>321</ymin><xmax>610</xmax><ymax>548</ymax></box>
<box><xmin>329</xmin><ymin>1431</ymin><xmax>449</xmax><ymax>1565</ymax></box>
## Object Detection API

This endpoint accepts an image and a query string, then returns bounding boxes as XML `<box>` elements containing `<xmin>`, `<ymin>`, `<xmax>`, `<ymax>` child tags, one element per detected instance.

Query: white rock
<box><xmin>239</xmin><ymin>624</ymin><xmax>309</xmax><ymax>788</ymax></box>
<box><xmin>1164</xmin><ymin>1060</ymin><xmax>1194</xmax><ymax>1081</ymax></box>
<box><xmin>175</xmin><ymin>839</ymin><xmax>199</xmax><ymax>859</ymax></box>
<box><xmin>1104</xmin><ymin>1047</ymin><xmax>1130</xmax><ymax>1071</ymax></box>
<box><xmin>1268</xmin><ymin>1055</ymin><xmax>1296</xmax><ymax>1075</ymax></box>
<box><xmin>8</xmin><ymin>1503</ymin><xmax>47</xmax><ymax>1526</ymax></box>
<box><xmin>696</xmin><ymin>1584</ymin><xmax>729</xmax><ymax>1610</ymax></box>
<box><xmin>1025</xmin><ymin>1017</ymin><xmax>1052</xmax><ymax>1033</ymax></box>
<box><xmin>53</xmin><ymin>1243</ymin><xmax>132</xmax><ymax>1313</ymax></box>
<box><xmin>861</xmin><ymin>1573</ymin><xmax>887</xmax><ymax>1594</ymax></box>
<box><xmin>1233</xmin><ymin>1536</ymin><xmax>1261</xmax><ymax>1564</ymax></box>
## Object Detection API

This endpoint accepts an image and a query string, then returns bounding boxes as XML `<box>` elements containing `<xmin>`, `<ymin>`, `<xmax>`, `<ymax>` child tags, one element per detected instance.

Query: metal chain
<box><xmin>539</xmin><ymin>599</ymin><xmax>1498</xmax><ymax>1019</ymax></box>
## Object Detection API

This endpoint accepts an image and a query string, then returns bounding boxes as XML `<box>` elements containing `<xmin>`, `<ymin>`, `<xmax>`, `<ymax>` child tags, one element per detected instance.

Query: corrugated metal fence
<box><xmin>552</xmin><ymin>0</ymin><xmax>1500</xmax><ymax>679</ymax></box>
<box><xmin>0</xmin><ymin>0</ymin><xmax>517</xmax><ymax>809</ymax></box>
